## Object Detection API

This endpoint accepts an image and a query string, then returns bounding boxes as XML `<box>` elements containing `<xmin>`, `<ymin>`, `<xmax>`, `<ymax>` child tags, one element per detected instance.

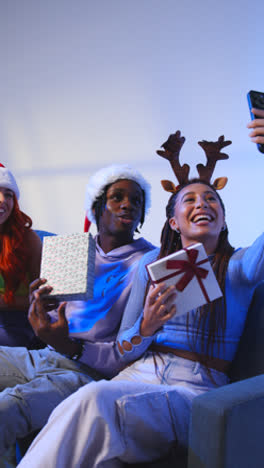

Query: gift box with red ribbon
<box><xmin>146</xmin><ymin>242</ymin><xmax>222</xmax><ymax>316</ymax></box>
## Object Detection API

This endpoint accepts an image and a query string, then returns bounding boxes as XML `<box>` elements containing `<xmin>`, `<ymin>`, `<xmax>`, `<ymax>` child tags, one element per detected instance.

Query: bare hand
<box><xmin>28</xmin><ymin>281</ymin><xmax>71</xmax><ymax>353</ymax></box>
<box><xmin>247</xmin><ymin>108</ymin><xmax>264</xmax><ymax>144</ymax></box>
<box><xmin>29</xmin><ymin>278</ymin><xmax>59</xmax><ymax>312</ymax></box>
<box><xmin>140</xmin><ymin>283</ymin><xmax>177</xmax><ymax>337</ymax></box>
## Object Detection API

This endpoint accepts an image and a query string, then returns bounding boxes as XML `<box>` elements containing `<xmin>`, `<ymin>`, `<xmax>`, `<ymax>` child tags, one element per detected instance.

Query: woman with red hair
<box><xmin>0</xmin><ymin>164</ymin><xmax>42</xmax><ymax>348</ymax></box>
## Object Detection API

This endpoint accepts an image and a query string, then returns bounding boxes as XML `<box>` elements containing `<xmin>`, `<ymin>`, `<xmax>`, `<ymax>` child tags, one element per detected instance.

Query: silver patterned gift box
<box><xmin>40</xmin><ymin>232</ymin><xmax>96</xmax><ymax>301</ymax></box>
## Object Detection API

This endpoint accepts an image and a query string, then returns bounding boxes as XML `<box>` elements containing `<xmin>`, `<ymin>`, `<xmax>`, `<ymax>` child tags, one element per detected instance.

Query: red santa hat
<box><xmin>0</xmin><ymin>164</ymin><xmax>20</xmax><ymax>200</ymax></box>
<box><xmin>84</xmin><ymin>164</ymin><xmax>151</xmax><ymax>231</ymax></box>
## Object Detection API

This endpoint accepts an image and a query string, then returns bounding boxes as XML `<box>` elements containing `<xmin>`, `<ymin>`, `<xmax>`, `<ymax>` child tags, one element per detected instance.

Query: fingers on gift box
<box><xmin>146</xmin><ymin>242</ymin><xmax>222</xmax><ymax>317</ymax></box>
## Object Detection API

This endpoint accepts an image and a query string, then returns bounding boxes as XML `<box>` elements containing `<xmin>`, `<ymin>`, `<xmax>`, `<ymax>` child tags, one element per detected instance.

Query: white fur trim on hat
<box><xmin>0</xmin><ymin>167</ymin><xmax>20</xmax><ymax>200</ymax></box>
<box><xmin>85</xmin><ymin>164</ymin><xmax>151</xmax><ymax>224</ymax></box>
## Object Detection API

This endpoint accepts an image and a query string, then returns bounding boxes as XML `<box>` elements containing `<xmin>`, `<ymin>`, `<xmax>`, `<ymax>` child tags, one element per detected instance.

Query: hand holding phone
<box><xmin>247</xmin><ymin>90</ymin><xmax>264</xmax><ymax>154</ymax></box>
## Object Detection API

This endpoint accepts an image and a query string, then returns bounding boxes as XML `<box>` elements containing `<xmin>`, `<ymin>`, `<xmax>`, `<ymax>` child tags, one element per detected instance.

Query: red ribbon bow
<box><xmin>166</xmin><ymin>248</ymin><xmax>210</xmax><ymax>302</ymax></box>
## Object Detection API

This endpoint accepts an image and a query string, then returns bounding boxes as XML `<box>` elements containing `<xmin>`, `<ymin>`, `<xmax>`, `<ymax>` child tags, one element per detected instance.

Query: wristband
<box><xmin>70</xmin><ymin>339</ymin><xmax>84</xmax><ymax>361</ymax></box>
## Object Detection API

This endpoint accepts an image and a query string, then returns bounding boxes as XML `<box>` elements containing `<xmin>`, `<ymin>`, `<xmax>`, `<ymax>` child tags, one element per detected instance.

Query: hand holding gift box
<box><xmin>146</xmin><ymin>242</ymin><xmax>222</xmax><ymax>317</ymax></box>
<box><xmin>40</xmin><ymin>232</ymin><xmax>96</xmax><ymax>302</ymax></box>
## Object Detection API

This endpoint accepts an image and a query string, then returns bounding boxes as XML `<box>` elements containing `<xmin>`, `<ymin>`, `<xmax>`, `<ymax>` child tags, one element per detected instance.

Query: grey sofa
<box><xmin>187</xmin><ymin>280</ymin><xmax>264</xmax><ymax>468</ymax></box>
<box><xmin>127</xmin><ymin>281</ymin><xmax>264</xmax><ymax>468</ymax></box>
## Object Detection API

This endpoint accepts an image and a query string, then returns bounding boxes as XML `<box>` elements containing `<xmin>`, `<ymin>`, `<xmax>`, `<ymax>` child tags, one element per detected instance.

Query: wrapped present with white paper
<box><xmin>40</xmin><ymin>232</ymin><xmax>96</xmax><ymax>301</ymax></box>
<box><xmin>146</xmin><ymin>242</ymin><xmax>222</xmax><ymax>316</ymax></box>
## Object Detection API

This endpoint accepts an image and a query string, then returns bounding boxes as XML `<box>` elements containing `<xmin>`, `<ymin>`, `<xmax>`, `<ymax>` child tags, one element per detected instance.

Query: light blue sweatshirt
<box><xmin>117</xmin><ymin>234</ymin><xmax>264</xmax><ymax>363</ymax></box>
<box><xmin>49</xmin><ymin>236</ymin><xmax>156</xmax><ymax>378</ymax></box>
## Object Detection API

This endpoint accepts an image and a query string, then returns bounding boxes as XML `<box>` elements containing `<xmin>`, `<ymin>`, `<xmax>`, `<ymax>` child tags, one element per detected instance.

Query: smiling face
<box><xmin>169</xmin><ymin>183</ymin><xmax>225</xmax><ymax>254</ymax></box>
<box><xmin>0</xmin><ymin>187</ymin><xmax>14</xmax><ymax>229</ymax></box>
<box><xmin>98</xmin><ymin>179</ymin><xmax>144</xmax><ymax>249</ymax></box>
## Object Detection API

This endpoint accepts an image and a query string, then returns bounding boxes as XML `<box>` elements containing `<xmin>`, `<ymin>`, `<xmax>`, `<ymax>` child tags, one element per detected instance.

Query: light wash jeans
<box><xmin>18</xmin><ymin>351</ymin><xmax>229</xmax><ymax>468</ymax></box>
<box><xmin>0</xmin><ymin>346</ymin><xmax>96</xmax><ymax>455</ymax></box>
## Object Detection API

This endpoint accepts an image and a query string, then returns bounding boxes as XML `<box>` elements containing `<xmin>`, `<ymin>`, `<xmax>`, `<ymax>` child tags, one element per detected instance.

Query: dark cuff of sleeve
<box><xmin>69</xmin><ymin>339</ymin><xmax>85</xmax><ymax>361</ymax></box>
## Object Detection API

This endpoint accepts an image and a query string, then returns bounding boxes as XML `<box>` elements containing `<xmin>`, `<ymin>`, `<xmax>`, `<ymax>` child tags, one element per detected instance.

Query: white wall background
<box><xmin>1</xmin><ymin>0</ymin><xmax>263</xmax><ymax>247</ymax></box>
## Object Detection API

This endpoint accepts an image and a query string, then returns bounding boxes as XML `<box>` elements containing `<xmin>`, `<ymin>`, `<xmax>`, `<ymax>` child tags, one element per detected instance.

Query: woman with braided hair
<box><xmin>18</xmin><ymin>131</ymin><xmax>264</xmax><ymax>468</ymax></box>
<box><xmin>0</xmin><ymin>164</ymin><xmax>42</xmax><ymax>347</ymax></box>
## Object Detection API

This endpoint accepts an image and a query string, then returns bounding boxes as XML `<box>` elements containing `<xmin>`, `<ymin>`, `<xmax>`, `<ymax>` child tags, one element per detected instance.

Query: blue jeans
<box><xmin>0</xmin><ymin>310</ymin><xmax>41</xmax><ymax>348</ymax></box>
<box><xmin>18</xmin><ymin>352</ymin><xmax>230</xmax><ymax>468</ymax></box>
<box><xmin>0</xmin><ymin>346</ymin><xmax>95</xmax><ymax>455</ymax></box>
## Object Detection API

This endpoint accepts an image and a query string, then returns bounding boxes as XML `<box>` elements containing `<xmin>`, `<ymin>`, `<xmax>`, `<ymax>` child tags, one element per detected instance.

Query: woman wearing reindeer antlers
<box><xmin>18</xmin><ymin>131</ymin><xmax>264</xmax><ymax>468</ymax></box>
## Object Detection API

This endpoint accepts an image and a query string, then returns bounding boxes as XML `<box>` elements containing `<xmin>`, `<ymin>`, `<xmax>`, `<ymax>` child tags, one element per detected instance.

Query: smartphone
<box><xmin>247</xmin><ymin>90</ymin><xmax>264</xmax><ymax>154</ymax></box>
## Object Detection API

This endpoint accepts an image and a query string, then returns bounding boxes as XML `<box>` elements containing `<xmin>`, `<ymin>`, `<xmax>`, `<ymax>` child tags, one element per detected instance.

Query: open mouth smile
<box><xmin>191</xmin><ymin>213</ymin><xmax>214</xmax><ymax>224</ymax></box>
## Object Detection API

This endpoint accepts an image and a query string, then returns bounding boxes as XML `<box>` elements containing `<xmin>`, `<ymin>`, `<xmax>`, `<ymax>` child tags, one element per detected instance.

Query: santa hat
<box><xmin>0</xmin><ymin>164</ymin><xmax>20</xmax><ymax>200</ymax></box>
<box><xmin>84</xmin><ymin>164</ymin><xmax>151</xmax><ymax>230</ymax></box>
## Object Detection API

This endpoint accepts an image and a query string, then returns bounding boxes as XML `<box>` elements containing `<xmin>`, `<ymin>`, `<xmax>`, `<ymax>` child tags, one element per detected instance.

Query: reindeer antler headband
<box><xmin>156</xmin><ymin>130</ymin><xmax>231</xmax><ymax>194</ymax></box>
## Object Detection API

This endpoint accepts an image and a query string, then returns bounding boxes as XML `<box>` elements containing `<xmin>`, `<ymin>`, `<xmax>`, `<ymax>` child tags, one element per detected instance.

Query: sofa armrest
<box><xmin>188</xmin><ymin>374</ymin><xmax>264</xmax><ymax>468</ymax></box>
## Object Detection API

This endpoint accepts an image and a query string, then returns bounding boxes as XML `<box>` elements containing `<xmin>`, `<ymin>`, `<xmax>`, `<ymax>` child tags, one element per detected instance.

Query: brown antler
<box><xmin>197</xmin><ymin>135</ymin><xmax>232</xmax><ymax>183</ymax></box>
<box><xmin>156</xmin><ymin>130</ymin><xmax>190</xmax><ymax>185</ymax></box>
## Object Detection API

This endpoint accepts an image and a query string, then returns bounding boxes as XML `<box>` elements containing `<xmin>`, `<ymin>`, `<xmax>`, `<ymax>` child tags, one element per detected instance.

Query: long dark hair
<box><xmin>158</xmin><ymin>179</ymin><xmax>235</xmax><ymax>360</ymax></box>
